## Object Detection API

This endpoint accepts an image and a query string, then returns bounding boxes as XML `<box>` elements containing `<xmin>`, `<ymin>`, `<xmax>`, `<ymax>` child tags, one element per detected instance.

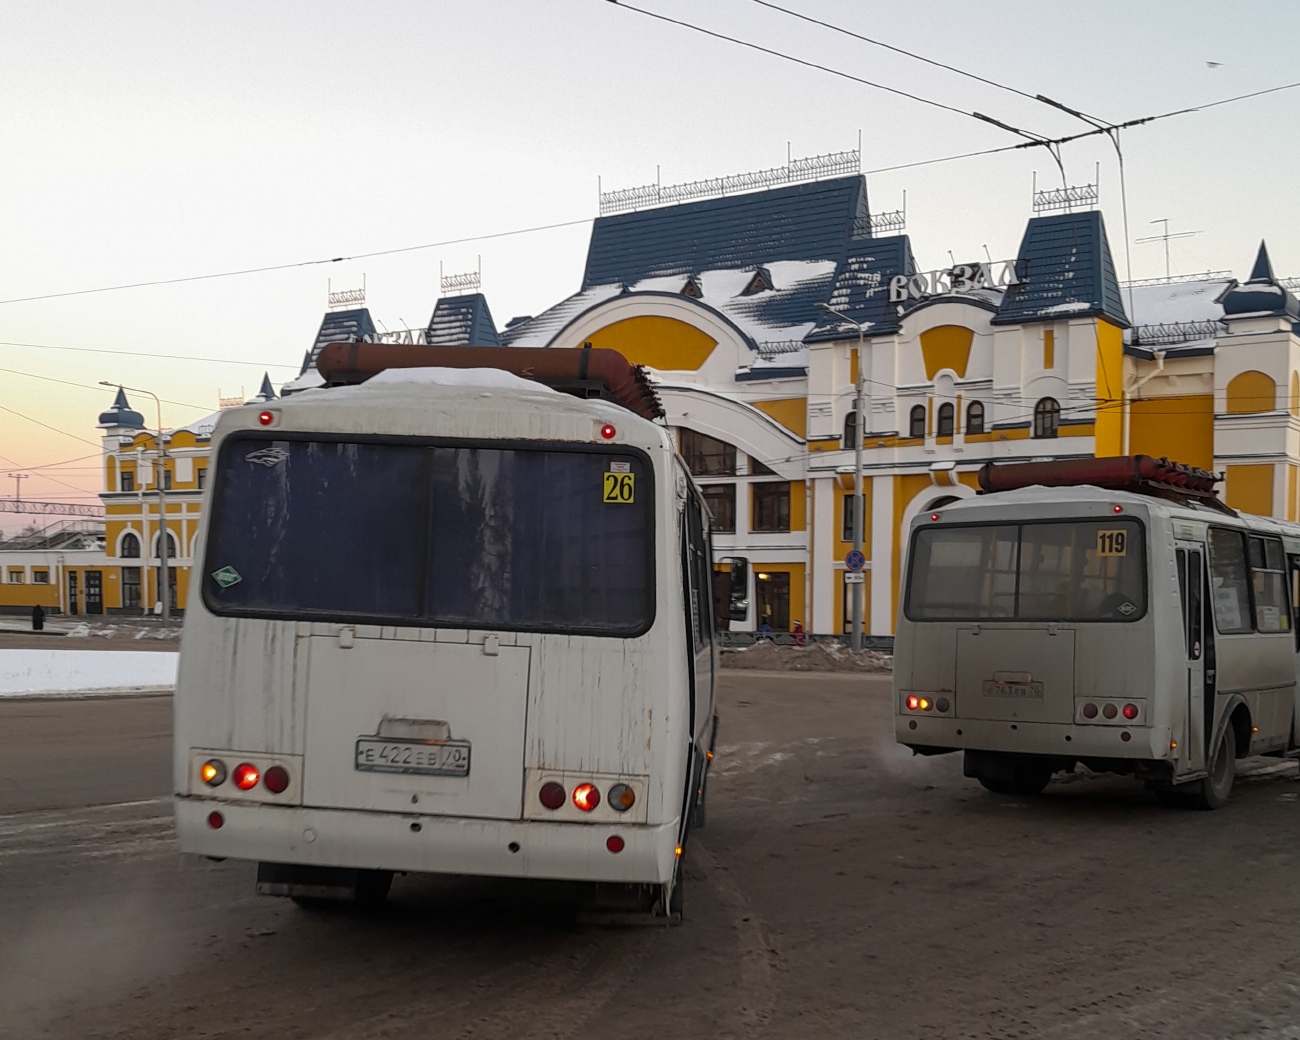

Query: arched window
<box><xmin>120</xmin><ymin>532</ymin><xmax>141</xmax><ymax>559</ymax></box>
<box><xmin>909</xmin><ymin>405</ymin><xmax>926</xmax><ymax>439</ymax></box>
<box><xmin>153</xmin><ymin>531</ymin><xmax>179</xmax><ymax>559</ymax></box>
<box><xmin>966</xmin><ymin>401</ymin><xmax>985</xmax><ymax>434</ymax></box>
<box><xmin>936</xmin><ymin>403</ymin><xmax>954</xmax><ymax>437</ymax></box>
<box><xmin>843</xmin><ymin>410</ymin><xmax>857</xmax><ymax>448</ymax></box>
<box><xmin>1033</xmin><ymin>397</ymin><xmax>1060</xmax><ymax>439</ymax></box>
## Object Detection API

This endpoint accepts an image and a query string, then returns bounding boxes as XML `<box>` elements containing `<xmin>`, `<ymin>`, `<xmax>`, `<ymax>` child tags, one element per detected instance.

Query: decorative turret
<box><xmin>247</xmin><ymin>373</ymin><xmax>278</xmax><ymax>404</ymax></box>
<box><xmin>1221</xmin><ymin>241</ymin><xmax>1299</xmax><ymax>321</ymax></box>
<box><xmin>97</xmin><ymin>386</ymin><xmax>145</xmax><ymax>430</ymax></box>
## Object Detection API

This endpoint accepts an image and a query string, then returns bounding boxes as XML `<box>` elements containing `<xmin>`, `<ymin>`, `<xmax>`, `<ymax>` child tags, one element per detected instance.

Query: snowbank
<box><xmin>721</xmin><ymin>641</ymin><xmax>891</xmax><ymax>673</ymax></box>
<box><xmin>0</xmin><ymin>650</ymin><xmax>178</xmax><ymax>697</ymax></box>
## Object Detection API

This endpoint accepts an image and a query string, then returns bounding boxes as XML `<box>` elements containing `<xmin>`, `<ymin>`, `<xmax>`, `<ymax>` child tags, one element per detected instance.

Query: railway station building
<box><xmin>4</xmin><ymin>164</ymin><xmax>1299</xmax><ymax>634</ymax></box>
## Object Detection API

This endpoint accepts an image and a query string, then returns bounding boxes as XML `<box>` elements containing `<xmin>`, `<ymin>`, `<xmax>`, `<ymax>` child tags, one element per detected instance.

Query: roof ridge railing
<box><xmin>1127</xmin><ymin>319</ymin><xmax>1224</xmax><ymax>346</ymax></box>
<box><xmin>1120</xmin><ymin>271</ymin><xmax>1233</xmax><ymax>288</ymax></box>
<box><xmin>599</xmin><ymin>149</ymin><xmax>860</xmax><ymax>216</ymax></box>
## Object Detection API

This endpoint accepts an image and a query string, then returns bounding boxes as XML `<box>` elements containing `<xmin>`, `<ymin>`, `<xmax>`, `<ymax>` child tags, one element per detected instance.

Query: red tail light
<box><xmin>906</xmin><ymin>695</ymin><xmax>920</xmax><ymax>710</ymax></box>
<box><xmin>606</xmin><ymin>835</ymin><xmax>625</xmax><ymax>854</ymax></box>
<box><xmin>1082</xmin><ymin>703</ymin><xmax>1099</xmax><ymax>719</ymax></box>
<box><xmin>263</xmin><ymin>765</ymin><xmax>290</xmax><ymax>794</ymax></box>
<box><xmin>1122</xmin><ymin>703</ymin><xmax>1139</xmax><ymax>720</ymax></box>
<box><xmin>258</xmin><ymin>410</ymin><xmax>274</xmax><ymax>426</ymax></box>
<box><xmin>600</xmin><ymin>423</ymin><xmax>616</xmax><ymax>440</ymax></box>
<box><xmin>207</xmin><ymin>811</ymin><xmax>224</xmax><ymax>829</ymax></box>
<box><xmin>233</xmin><ymin>763</ymin><xmax>260</xmax><ymax>790</ymax></box>
<box><xmin>1102</xmin><ymin>704</ymin><xmax>1118</xmax><ymax>720</ymax></box>
<box><xmin>539</xmin><ymin>781</ymin><xmax>566</xmax><ymax>810</ymax></box>
<box><xmin>572</xmin><ymin>783</ymin><xmax>600</xmax><ymax>812</ymax></box>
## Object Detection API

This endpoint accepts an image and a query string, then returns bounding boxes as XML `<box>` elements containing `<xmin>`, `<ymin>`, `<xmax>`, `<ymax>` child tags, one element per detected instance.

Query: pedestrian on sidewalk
<box><xmin>31</xmin><ymin>603</ymin><xmax>45</xmax><ymax>632</ymax></box>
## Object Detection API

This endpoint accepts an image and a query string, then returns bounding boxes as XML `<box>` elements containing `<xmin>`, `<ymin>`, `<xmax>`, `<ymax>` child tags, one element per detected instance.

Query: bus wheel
<box><xmin>1193</xmin><ymin>729</ymin><xmax>1236</xmax><ymax>810</ymax></box>
<box><xmin>1010</xmin><ymin>761</ymin><xmax>1053</xmax><ymax>796</ymax></box>
<box><xmin>354</xmin><ymin>869</ymin><xmax>394</xmax><ymax>908</ymax></box>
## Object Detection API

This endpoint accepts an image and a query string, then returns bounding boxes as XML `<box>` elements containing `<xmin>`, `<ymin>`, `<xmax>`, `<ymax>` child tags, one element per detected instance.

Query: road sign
<box><xmin>845</xmin><ymin>549</ymin><xmax>866</xmax><ymax>572</ymax></box>
<box><xmin>844</xmin><ymin>572</ymin><xmax>866</xmax><ymax>584</ymax></box>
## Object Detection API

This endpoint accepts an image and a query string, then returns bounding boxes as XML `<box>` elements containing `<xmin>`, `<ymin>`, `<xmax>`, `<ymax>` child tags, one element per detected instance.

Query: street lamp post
<box><xmin>101</xmin><ymin>382</ymin><xmax>170</xmax><ymax>623</ymax></box>
<box><xmin>815</xmin><ymin>303</ymin><xmax>867</xmax><ymax>652</ymax></box>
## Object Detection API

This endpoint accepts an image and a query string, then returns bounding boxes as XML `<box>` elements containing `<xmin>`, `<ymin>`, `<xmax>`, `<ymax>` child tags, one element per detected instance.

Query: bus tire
<box><xmin>1193</xmin><ymin>728</ymin><xmax>1236</xmax><ymax>810</ymax></box>
<box><xmin>1010</xmin><ymin>761</ymin><xmax>1053</xmax><ymax>796</ymax></box>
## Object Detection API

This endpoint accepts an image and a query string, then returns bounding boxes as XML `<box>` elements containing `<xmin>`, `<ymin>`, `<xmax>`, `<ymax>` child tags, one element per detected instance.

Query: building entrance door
<box><xmin>67</xmin><ymin>572</ymin><xmax>79</xmax><ymax>615</ymax></box>
<box><xmin>755</xmin><ymin>571</ymin><xmax>790</xmax><ymax>631</ymax></box>
<box><xmin>85</xmin><ymin>571</ymin><xmax>104</xmax><ymax>615</ymax></box>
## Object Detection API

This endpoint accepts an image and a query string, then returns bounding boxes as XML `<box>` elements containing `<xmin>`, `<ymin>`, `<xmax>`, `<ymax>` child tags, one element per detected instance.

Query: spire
<box><xmin>247</xmin><ymin>373</ymin><xmax>279</xmax><ymax>404</ymax></box>
<box><xmin>1249</xmin><ymin>240</ymin><xmax>1275</xmax><ymax>283</ymax></box>
<box><xmin>97</xmin><ymin>385</ymin><xmax>145</xmax><ymax>430</ymax></box>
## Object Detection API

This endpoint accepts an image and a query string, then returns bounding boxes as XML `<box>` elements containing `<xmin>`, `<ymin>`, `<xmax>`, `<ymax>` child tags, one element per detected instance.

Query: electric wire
<box><xmin>0</xmin><ymin>339</ymin><xmax>301</xmax><ymax>371</ymax></box>
<box><xmin>0</xmin><ymin>366</ymin><xmax>211</xmax><ymax>412</ymax></box>
<box><xmin>0</xmin><ymin>217</ymin><xmax>593</xmax><ymax>307</ymax></box>
<box><xmin>606</xmin><ymin>0</ymin><xmax>1045</xmax><ymax>134</ymax></box>
<box><xmin>748</xmin><ymin>0</ymin><xmax>1117</xmax><ymax>133</ymax></box>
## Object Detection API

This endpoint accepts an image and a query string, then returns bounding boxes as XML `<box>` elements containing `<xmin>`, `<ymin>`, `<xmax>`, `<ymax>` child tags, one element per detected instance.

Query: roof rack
<box><xmin>978</xmin><ymin>455</ymin><xmax>1233</xmax><ymax>514</ymax></box>
<box><xmin>314</xmin><ymin>343</ymin><xmax>664</xmax><ymax>420</ymax></box>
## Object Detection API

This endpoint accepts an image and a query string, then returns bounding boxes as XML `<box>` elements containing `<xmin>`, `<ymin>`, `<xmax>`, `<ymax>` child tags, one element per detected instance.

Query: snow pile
<box><xmin>721</xmin><ymin>641</ymin><xmax>891</xmax><ymax>673</ymax></box>
<box><xmin>0</xmin><ymin>650</ymin><xmax>178</xmax><ymax>697</ymax></box>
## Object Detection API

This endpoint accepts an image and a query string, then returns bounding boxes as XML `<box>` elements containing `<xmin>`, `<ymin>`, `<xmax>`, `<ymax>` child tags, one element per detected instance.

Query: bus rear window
<box><xmin>906</xmin><ymin>519</ymin><xmax>1146</xmax><ymax>622</ymax></box>
<box><xmin>203</xmin><ymin>436</ymin><xmax>654</xmax><ymax>635</ymax></box>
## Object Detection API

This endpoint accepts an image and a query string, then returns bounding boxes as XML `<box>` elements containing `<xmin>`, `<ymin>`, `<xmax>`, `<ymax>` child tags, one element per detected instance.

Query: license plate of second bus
<box><xmin>982</xmin><ymin>680</ymin><xmax>1044</xmax><ymax>700</ymax></box>
<box><xmin>354</xmin><ymin>738</ymin><xmax>471</xmax><ymax>777</ymax></box>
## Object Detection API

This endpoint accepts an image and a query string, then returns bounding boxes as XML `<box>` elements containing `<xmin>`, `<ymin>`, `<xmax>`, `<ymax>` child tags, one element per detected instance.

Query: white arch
<box><xmin>898</xmin><ymin>478</ymin><xmax>978</xmax><ymax>543</ymax></box>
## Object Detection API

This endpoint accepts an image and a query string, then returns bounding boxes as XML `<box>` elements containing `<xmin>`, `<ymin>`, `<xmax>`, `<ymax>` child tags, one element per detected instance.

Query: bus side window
<box><xmin>1187</xmin><ymin>550</ymin><xmax>1203</xmax><ymax>660</ymax></box>
<box><xmin>1290</xmin><ymin>555</ymin><xmax>1300</xmax><ymax>649</ymax></box>
<box><xmin>684</xmin><ymin>495</ymin><xmax>713</xmax><ymax>652</ymax></box>
<box><xmin>1249</xmin><ymin>535</ymin><xmax>1290</xmax><ymax>633</ymax></box>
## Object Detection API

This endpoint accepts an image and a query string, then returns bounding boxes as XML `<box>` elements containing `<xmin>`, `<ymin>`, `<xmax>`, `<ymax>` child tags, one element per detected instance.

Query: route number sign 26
<box><xmin>602</xmin><ymin>472</ymin><xmax>635</xmax><ymax>504</ymax></box>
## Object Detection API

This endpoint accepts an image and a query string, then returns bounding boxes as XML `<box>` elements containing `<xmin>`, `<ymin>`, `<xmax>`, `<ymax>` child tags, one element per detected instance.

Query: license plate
<box><xmin>982</xmin><ymin>680</ymin><xmax>1044</xmax><ymax>700</ymax></box>
<box><xmin>354</xmin><ymin>738</ymin><xmax>471</xmax><ymax>777</ymax></box>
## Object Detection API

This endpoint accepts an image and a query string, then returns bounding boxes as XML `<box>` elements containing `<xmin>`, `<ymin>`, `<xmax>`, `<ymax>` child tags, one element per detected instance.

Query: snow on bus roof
<box><xmin>361</xmin><ymin>366</ymin><xmax>559</xmax><ymax>394</ymax></box>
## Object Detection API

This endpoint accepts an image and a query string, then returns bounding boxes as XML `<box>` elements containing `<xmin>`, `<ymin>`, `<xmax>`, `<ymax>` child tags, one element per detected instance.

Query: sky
<box><xmin>2</xmin><ymin>0</ymin><xmax>1298</xmax><ymax>527</ymax></box>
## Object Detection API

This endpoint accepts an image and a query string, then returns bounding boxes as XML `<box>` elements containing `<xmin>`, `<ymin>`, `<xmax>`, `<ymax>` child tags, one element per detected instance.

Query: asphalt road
<box><xmin>3</xmin><ymin>676</ymin><xmax>1300</xmax><ymax>1039</ymax></box>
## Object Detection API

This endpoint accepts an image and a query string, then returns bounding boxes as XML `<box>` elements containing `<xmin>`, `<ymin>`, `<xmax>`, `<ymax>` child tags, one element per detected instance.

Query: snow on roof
<box><xmin>1124</xmin><ymin>278</ymin><xmax>1234</xmax><ymax>327</ymax></box>
<box><xmin>171</xmin><ymin>411</ymin><xmax>221</xmax><ymax>439</ymax></box>
<box><xmin>502</xmin><ymin>258</ymin><xmax>837</xmax><ymax>355</ymax></box>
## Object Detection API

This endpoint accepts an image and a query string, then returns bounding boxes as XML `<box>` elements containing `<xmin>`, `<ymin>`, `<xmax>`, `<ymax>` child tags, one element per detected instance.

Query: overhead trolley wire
<box><xmin>0</xmin><ymin>217</ymin><xmax>593</xmax><ymax>308</ymax></box>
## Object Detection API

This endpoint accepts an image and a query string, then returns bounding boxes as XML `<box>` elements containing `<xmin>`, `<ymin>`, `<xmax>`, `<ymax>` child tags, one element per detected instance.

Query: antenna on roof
<box><xmin>440</xmin><ymin>257</ymin><xmax>482</xmax><ymax>297</ymax></box>
<box><xmin>327</xmin><ymin>275</ymin><xmax>366</xmax><ymax>311</ymax></box>
<box><xmin>982</xmin><ymin>244</ymin><xmax>993</xmax><ymax>263</ymax></box>
<box><xmin>1135</xmin><ymin>219</ymin><xmax>1201</xmax><ymax>283</ymax></box>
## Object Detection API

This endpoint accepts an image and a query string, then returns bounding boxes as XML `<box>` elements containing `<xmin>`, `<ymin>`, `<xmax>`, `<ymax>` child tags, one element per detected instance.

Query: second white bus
<box><xmin>894</xmin><ymin>458</ymin><xmax>1300</xmax><ymax>809</ymax></box>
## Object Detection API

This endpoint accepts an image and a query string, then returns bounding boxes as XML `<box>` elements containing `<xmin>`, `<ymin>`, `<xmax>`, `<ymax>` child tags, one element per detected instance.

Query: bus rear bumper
<box><xmin>896</xmin><ymin>716</ymin><xmax>1173</xmax><ymax>761</ymax></box>
<box><xmin>174</xmin><ymin>797</ymin><xmax>679</xmax><ymax>886</ymax></box>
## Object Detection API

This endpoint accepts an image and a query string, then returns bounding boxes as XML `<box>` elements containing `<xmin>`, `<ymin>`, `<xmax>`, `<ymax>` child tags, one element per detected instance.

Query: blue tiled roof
<box><xmin>805</xmin><ymin>235</ymin><xmax>917</xmax><ymax>342</ymax></box>
<box><xmin>992</xmin><ymin>211</ymin><xmax>1129</xmax><ymax>328</ymax></box>
<box><xmin>1222</xmin><ymin>241</ymin><xmax>1299</xmax><ymax>320</ymax></box>
<box><xmin>426</xmin><ymin>293</ymin><xmax>501</xmax><ymax>346</ymax></box>
<box><xmin>582</xmin><ymin>175</ymin><xmax>867</xmax><ymax>288</ymax></box>
<box><xmin>312</xmin><ymin>307</ymin><xmax>376</xmax><ymax>354</ymax></box>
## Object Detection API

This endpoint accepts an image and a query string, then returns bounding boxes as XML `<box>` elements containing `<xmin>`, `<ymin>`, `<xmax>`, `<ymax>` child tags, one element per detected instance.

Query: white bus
<box><xmin>174</xmin><ymin>347</ymin><xmax>717</xmax><ymax>919</ymax></box>
<box><xmin>894</xmin><ymin>456</ymin><xmax>1300</xmax><ymax>809</ymax></box>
